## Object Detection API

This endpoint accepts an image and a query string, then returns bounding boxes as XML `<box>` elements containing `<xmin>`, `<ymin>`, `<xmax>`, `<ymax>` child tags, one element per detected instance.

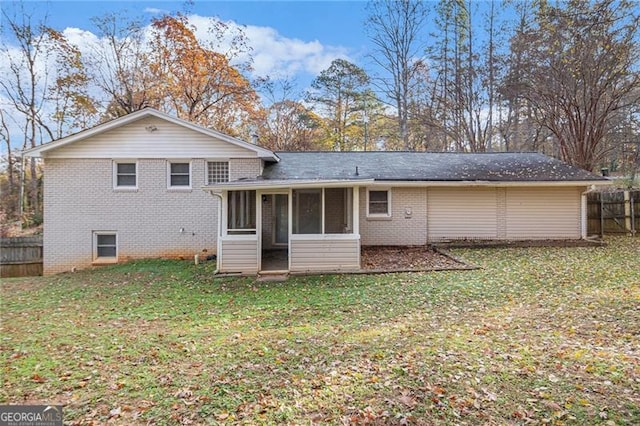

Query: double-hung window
<box><xmin>114</xmin><ymin>161</ymin><xmax>137</xmax><ymax>189</ymax></box>
<box><xmin>367</xmin><ymin>189</ymin><xmax>391</xmax><ymax>218</ymax></box>
<box><xmin>168</xmin><ymin>161</ymin><xmax>191</xmax><ymax>189</ymax></box>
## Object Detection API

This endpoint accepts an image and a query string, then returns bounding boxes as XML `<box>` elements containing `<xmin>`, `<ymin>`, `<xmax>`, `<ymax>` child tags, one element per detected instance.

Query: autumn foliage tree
<box><xmin>148</xmin><ymin>14</ymin><xmax>261</xmax><ymax>135</ymax></box>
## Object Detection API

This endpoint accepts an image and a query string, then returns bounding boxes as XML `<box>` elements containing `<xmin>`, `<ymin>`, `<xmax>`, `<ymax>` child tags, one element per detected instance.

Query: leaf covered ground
<box><xmin>1</xmin><ymin>237</ymin><xmax>639</xmax><ymax>425</ymax></box>
<box><xmin>360</xmin><ymin>246</ymin><xmax>468</xmax><ymax>271</ymax></box>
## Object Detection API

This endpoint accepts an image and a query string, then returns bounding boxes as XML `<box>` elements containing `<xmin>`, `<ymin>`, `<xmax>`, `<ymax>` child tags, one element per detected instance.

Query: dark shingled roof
<box><xmin>262</xmin><ymin>152</ymin><xmax>605</xmax><ymax>182</ymax></box>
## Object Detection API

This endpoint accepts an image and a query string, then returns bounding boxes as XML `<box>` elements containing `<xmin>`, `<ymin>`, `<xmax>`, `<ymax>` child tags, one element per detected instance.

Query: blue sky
<box><xmin>3</xmin><ymin>0</ymin><xmax>374</xmax><ymax>89</ymax></box>
<box><xmin>0</xmin><ymin>0</ymin><xmax>380</xmax><ymax>152</ymax></box>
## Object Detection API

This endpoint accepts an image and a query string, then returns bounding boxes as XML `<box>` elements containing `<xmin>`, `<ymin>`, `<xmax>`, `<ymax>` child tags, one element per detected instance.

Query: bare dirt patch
<box><xmin>360</xmin><ymin>245</ymin><xmax>470</xmax><ymax>271</ymax></box>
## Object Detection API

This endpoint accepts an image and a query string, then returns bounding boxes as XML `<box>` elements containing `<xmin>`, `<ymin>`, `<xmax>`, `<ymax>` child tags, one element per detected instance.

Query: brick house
<box><xmin>24</xmin><ymin>108</ymin><xmax>609</xmax><ymax>275</ymax></box>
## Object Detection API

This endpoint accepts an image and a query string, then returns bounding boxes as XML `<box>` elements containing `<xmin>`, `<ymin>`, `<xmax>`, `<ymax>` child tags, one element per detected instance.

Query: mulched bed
<box><xmin>360</xmin><ymin>245</ymin><xmax>472</xmax><ymax>272</ymax></box>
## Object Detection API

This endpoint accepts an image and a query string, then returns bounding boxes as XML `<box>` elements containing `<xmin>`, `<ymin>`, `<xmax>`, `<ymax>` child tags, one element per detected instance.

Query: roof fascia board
<box><xmin>369</xmin><ymin>180</ymin><xmax>610</xmax><ymax>187</ymax></box>
<box><xmin>202</xmin><ymin>179</ymin><xmax>374</xmax><ymax>192</ymax></box>
<box><xmin>203</xmin><ymin>179</ymin><xmax>610</xmax><ymax>192</ymax></box>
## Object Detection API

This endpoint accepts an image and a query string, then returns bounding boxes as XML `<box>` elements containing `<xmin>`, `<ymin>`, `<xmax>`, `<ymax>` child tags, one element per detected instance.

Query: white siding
<box><xmin>428</xmin><ymin>187</ymin><xmax>498</xmax><ymax>241</ymax></box>
<box><xmin>219</xmin><ymin>238</ymin><xmax>258</xmax><ymax>273</ymax></box>
<box><xmin>506</xmin><ymin>187</ymin><xmax>581</xmax><ymax>239</ymax></box>
<box><xmin>290</xmin><ymin>237</ymin><xmax>360</xmax><ymax>272</ymax></box>
<box><xmin>47</xmin><ymin>116</ymin><xmax>257</xmax><ymax>159</ymax></box>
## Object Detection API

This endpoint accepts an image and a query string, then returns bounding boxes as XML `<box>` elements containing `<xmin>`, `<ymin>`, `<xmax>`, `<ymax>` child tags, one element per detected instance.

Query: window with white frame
<box><xmin>227</xmin><ymin>190</ymin><xmax>256</xmax><ymax>235</ymax></box>
<box><xmin>367</xmin><ymin>189</ymin><xmax>391</xmax><ymax>217</ymax></box>
<box><xmin>208</xmin><ymin>161</ymin><xmax>229</xmax><ymax>184</ymax></box>
<box><xmin>168</xmin><ymin>161</ymin><xmax>191</xmax><ymax>188</ymax></box>
<box><xmin>94</xmin><ymin>232</ymin><xmax>117</xmax><ymax>261</ymax></box>
<box><xmin>114</xmin><ymin>161</ymin><xmax>137</xmax><ymax>188</ymax></box>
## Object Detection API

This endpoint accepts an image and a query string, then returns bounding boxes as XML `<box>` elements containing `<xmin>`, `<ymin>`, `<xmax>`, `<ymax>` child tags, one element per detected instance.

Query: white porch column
<box><xmin>581</xmin><ymin>191</ymin><xmax>587</xmax><ymax>239</ymax></box>
<box><xmin>352</xmin><ymin>186</ymin><xmax>360</xmax><ymax>236</ymax></box>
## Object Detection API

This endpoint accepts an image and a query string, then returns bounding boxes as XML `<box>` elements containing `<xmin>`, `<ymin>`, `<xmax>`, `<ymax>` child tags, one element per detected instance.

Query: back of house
<box><xmin>24</xmin><ymin>109</ymin><xmax>609</xmax><ymax>275</ymax></box>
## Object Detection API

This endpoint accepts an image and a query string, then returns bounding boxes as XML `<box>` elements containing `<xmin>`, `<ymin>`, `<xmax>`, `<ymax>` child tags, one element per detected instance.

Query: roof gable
<box><xmin>23</xmin><ymin>108</ymin><xmax>278</xmax><ymax>160</ymax></box>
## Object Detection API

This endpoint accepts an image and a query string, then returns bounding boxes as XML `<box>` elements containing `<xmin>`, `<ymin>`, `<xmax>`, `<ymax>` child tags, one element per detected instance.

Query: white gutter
<box><xmin>202</xmin><ymin>179</ymin><xmax>375</xmax><ymax>192</ymax></box>
<box><xmin>209</xmin><ymin>192</ymin><xmax>224</xmax><ymax>275</ymax></box>
<box><xmin>369</xmin><ymin>180</ymin><xmax>611</xmax><ymax>188</ymax></box>
<box><xmin>203</xmin><ymin>178</ymin><xmax>610</xmax><ymax>192</ymax></box>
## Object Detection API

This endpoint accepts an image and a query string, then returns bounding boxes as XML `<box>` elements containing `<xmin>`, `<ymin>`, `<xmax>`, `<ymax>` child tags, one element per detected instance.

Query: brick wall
<box><xmin>43</xmin><ymin>158</ymin><xmax>261</xmax><ymax>274</ymax></box>
<box><xmin>359</xmin><ymin>187</ymin><xmax>428</xmax><ymax>246</ymax></box>
<box><xmin>229</xmin><ymin>158</ymin><xmax>262</xmax><ymax>181</ymax></box>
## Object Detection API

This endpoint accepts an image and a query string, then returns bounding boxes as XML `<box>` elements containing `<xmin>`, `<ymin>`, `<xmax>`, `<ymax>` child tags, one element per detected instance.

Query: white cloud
<box><xmin>185</xmin><ymin>14</ymin><xmax>350</xmax><ymax>79</ymax></box>
<box><xmin>246</xmin><ymin>25</ymin><xmax>349</xmax><ymax>77</ymax></box>
<box><xmin>61</xmin><ymin>27</ymin><xmax>100</xmax><ymax>49</ymax></box>
<box><xmin>0</xmin><ymin>13</ymin><xmax>353</xmax><ymax>150</ymax></box>
<box><xmin>144</xmin><ymin>7</ymin><xmax>169</xmax><ymax>15</ymax></box>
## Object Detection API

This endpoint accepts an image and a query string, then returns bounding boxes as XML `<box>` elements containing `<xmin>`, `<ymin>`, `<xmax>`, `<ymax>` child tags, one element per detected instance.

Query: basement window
<box><xmin>94</xmin><ymin>232</ymin><xmax>117</xmax><ymax>263</ymax></box>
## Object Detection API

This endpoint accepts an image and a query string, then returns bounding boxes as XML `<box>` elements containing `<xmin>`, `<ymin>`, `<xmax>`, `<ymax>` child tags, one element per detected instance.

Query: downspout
<box><xmin>19</xmin><ymin>155</ymin><xmax>26</xmax><ymax>222</ymax></box>
<box><xmin>210</xmin><ymin>191</ymin><xmax>223</xmax><ymax>274</ymax></box>
<box><xmin>581</xmin><ymin>186</ymin><xmax>597</xmax><ymax>239</ymax></box>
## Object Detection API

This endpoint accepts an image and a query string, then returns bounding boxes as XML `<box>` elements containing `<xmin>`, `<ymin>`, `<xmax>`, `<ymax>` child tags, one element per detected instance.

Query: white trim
<box><xmin>352</xmin><ymin>186</ymin><xmax>360</xmax><ymax>237</ymax></box>
<box><xmin>225</xmin><ymin>189</ymin><xmax>257</xmax><ymax>236</ymax></box>
<box><xmin>167</xmin><ymin>160</ymin><xmax>192</xmax><ymax>190</ymax></box>
<box><xmin>113</xmin><ymin>160</ymin><xmax>138</xmax><ymax>191</ymax></box>
<box><xmin>290</xmin><ymin>233</ymin><xmax>360</xmax><ymax>241</ymax></box>
<box><xmin>203</xmin><ymin>179</ymin><xmax>610</xmax><ymax>192</ymax></box>
<box><xmin>23</xmin><ymin>108</ymin><xmax>279</xmax><ymax>161</ymax></box>
<box><xmin>203</xmin><ymin>179</ymin><xmax>374</xmax><ymax>192</ymax></box>
<box><xmin>581</xmin><ymin>191</ymin><xmax>588</xmax><ymax>238</ymax></box>
<box><xmin>321</xmin><ymin>188</ymin><xmax>326</xmax><ymax>234</ymax></box>
<box><xmin>288</xmin><ymin>188</ymin><xmax>293</xmax><ymax>271</ymax></box>
<box><xmin>369</xmin><ymin>180</ymin><xmax>611</xmax><ymax>188</ymax></box>
<box><xmin>93</xmin><ymin>231</ymin><xmax>118</xmax><ymax>263</ymax></box>
<box><xmin>366</xmin><ymin>188</ymin><xmax>392</xmax><ymax>218</ymax></box>
<box><xmin>269</xmin><ymin>193</ymin><xmax>289</xmax><ymax>247</ymax></box>
<box><xmin>219</xmin><ymin>235</ymin><xmax>259</xmax><ymax>241</ymax></box>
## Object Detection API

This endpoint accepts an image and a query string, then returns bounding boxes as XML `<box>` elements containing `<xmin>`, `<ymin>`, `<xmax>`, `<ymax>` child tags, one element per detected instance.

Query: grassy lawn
<box><xmin>1</xmin><ymin>238</ymin><xmax>639</xmax><ymax>425</ymax></box>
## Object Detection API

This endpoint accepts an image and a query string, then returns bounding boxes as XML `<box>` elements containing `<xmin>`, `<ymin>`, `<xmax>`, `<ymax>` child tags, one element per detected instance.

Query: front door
<box><xmin>273</xmin><ymin>194</ymin><xmax>289</xmax><ymax>246</ymax></box>
<box><xmin>260</xmin><ymin>193</ymin><xmax>289</xmax><ymax>272</ymax></box>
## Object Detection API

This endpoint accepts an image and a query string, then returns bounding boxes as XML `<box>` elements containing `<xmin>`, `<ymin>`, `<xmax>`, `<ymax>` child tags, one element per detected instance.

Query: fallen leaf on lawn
<box><xmin>31</xmin><ymin>374</ymin><xmax>46</xmax><ymax>383</ymax></box>
<box><xmin>109</xmin><ymin>407</ymin><xmax>121</xmax><ymax>418</ymax></box>
<box><xmin>398</xmin><ymin>392</ymin><xmax>417</xmax><ymax>408</ymax></box>
<box><xmin>174</xmin><ymin>389</ymin><xmax>193</xmax><ymax>399</ymax></box>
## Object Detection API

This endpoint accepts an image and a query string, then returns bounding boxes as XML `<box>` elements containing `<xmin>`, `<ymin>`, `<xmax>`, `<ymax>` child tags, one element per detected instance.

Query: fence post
<box><xmin>624</xmin><ymin>190</ymin><xmax>632</xmax><ymax>235</ymax></box>
<box><xmin>631</xmin><ymin>192</ymin><xmax>636</xmax><ymax>236</ymax></box>
<box><xmin>600</xmin><ymin>195</ymin><xmax>605</xmax><ymax>238</ymax></box>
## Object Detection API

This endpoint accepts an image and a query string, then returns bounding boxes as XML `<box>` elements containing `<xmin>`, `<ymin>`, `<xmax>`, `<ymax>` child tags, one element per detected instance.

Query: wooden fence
<box><xmin>0</xmin><ymin>236</ymin><xmax>43</xmax><ymax>278</ymax></box>
<box><xmin>587</xmin><ymin>190</ymin><xmax>640</xmax><ymax>236</ymax></box>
